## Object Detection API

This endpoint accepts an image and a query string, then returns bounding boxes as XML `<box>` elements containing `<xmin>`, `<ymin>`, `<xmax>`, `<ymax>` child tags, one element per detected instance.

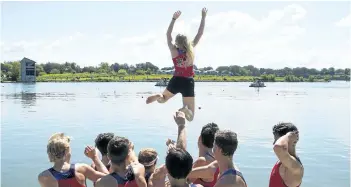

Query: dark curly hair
<box><xmin>272</xmin><ymin>122</ymin><xmax>298</xmax><ymax>137</ymax></box>
<box><xmin>95</xmin><ymin>133</ymin><xmax>114</xmax><ymax>156</ymax></box>
<box><xmin>200</xmin><ymin>122</ymin><xmax>219</xmax><ymax>148</ymax></box>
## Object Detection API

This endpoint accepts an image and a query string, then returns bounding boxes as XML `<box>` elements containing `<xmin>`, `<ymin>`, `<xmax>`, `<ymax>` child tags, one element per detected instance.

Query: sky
<box><xmin>1</xmin><ymin>1</ymin><xmax>350</xmax><ymax>69</ymax></box>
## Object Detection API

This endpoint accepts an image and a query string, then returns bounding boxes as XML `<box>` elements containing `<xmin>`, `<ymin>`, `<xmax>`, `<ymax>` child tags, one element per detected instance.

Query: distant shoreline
<box><xmin>1</xmin><ymin>79</ymin><xmax>340</xmax><ymax>84</ymax></box>
<box><xmin>2</xmin><ymin>73</ymin><xmax>349</xmax><ymax>83</ymax></box>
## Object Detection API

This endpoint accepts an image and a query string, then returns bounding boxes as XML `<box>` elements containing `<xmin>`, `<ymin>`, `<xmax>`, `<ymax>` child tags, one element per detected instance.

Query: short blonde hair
<box><xmin>47</xmin><ymin>133</ymin><xmax>71</xmax><ymax>162</ymax></box>
<box><xmin>138</xmin><ymin>148</ymin><xmax>158</xmax><ymax>167</ymax></box>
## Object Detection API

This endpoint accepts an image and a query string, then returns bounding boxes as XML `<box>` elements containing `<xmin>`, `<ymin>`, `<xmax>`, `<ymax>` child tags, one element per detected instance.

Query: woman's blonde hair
<box><xmin>175</xmin><ymin>34</ymin><xmax>194</xmax><ymax>65</ymax></box>
<box><xmin>47</xmin><ymin>133</ymin><xmax>71</xmax><ymax>162</ymax></box>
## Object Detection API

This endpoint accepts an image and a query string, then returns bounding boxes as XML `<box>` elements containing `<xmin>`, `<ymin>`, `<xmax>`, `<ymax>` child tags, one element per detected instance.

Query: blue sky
<box><xmin>1</xmin><ymin>1</ymin><xmax>350</xmax><ymax>69</ymax></box>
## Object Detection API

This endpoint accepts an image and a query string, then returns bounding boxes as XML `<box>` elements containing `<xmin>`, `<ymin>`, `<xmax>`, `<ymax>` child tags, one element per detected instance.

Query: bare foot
<box><xmin>146</xmin><ymin>94</ymin><xmax>162</xmax><ymax>104</ymax></box>
<box><xmin>178</xmin><ymin>107</ymin><xmax>194</xmax><ymax>122</ymax></box>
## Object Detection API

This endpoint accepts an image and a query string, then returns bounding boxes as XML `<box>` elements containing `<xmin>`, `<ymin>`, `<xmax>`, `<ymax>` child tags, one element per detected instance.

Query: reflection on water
<box><xmin>21</xmin><ymin>92</ymin><xmax>36</xmax><ymax>108</ymax></box>
<box><xmin>0</xmin><ymin>82</ymin><xmax>350</xmax><ymax>187</ymax></box>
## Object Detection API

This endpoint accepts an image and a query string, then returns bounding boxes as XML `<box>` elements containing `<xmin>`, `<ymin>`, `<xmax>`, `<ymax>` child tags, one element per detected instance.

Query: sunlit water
<box><xmin>1</xmin><ymin>82</ymin><xmax>350</xmax><ymax>187</ymax></box>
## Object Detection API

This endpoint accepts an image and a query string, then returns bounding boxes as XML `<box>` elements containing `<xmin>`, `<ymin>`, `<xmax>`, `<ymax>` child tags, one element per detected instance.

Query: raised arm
<box><xmin>192</xmin><ymin>8</ymin><xmax>207</xmax><ymax>47</ymax></box>
<box><xmin>167</xmin><ymin>11</ymin><xmax>181</xmax><ymax>50</ymax></box>
<box><xmin>273</xmin><ymin>131</ymin><xmax>303</xmax><ymax>180</ymax></box>
<box><xmin>77</xmin><ymin>163</ymin><xmax>107</xmax><ymax>182</ymax></box>
<box><xmin>173</xmin><ymin>111</ymin><xmax>187</xmax><ymax>150</ymax></box>
<box><xmin>84</xmin><ymin>146</ymin><xmax>109</xmax><ymax>174</ymax></box>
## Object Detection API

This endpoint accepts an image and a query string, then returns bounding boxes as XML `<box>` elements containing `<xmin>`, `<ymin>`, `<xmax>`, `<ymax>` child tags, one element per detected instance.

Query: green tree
<box><xmin>36</xmin><ymin>64</ymin><xmax>45</xmax><ymax>76</ymax></box>
<box><xmin>9</xmin><ymin>61</ymin><xmax>20</xmax><ymax>81</ymax></box>
<box><xmin>50</xmin><ymin>69</ymin><xmax>60</xmax><ymax>74</ymax></box>
<box><xmin>98</xmin><ymin>62</ymin><xmax>111</xmax><ymax>73</ymax></box>
<box><xmin>117</xmin><ymin>69</ymin><xmax>128</xmax><ymax>76</ymax></box>
<box><xmin>136</xmin><ymin>69</ymin><xmax>146</xmax><ymax>75</ymax></box>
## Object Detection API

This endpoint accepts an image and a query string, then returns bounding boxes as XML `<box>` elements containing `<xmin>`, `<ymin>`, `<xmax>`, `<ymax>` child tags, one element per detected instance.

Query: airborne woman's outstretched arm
<box><xmin>193</xmin><ymin>8</ymin><xmax>207</xmax><ymax>47</ymax></box>
<box><xmin>167</xmin><ymin>11</ymin><xmax>181</xmax><ymax>50</ymax></box>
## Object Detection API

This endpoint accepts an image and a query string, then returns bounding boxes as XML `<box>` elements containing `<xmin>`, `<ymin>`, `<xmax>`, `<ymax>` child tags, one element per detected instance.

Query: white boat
<box><xmin>249</xmin><ymin>79</ymin><xmax>266</xmax><ymax>87</ymax></box>
<box><xmin>155</xmin><ymin>78</ymin><xmax>168</xmax><ymax>87</ymax></box>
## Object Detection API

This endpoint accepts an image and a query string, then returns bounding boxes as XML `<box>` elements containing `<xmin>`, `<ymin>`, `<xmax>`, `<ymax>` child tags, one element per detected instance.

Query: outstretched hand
<box><xmin>166</xmin><ymin>138</ymin><xmax>176</xmax><ymax>152</ymax></box>
<box><xmin>173</xmin><ymin>10</ymin><xmax>181</xmax><ymax>20</ymax></box>
<box><xmin>202</xmin><ymin>7</ymin><xmax>208</xmax><ymax>17</ymax></box>
<box><xmin>287</xmin><ymin>131</ymin><xmax>299</xmax><ymax>143</ymax></box>
<box><xmin>84</xmin><ymin>145</ymin><xmax>98</xmax><ymax>159</ymax></box>
<box><xmin>166</xmin><ymin>138</ymin><xmax>176</xmax><ymax>147</ymax></box>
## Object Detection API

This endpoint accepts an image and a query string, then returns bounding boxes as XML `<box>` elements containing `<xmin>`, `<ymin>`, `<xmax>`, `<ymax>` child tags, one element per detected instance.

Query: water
<box><xmin>1</xmin><ymin>82</ymin><xmax>350</xmax><ymax>187</ymax></box>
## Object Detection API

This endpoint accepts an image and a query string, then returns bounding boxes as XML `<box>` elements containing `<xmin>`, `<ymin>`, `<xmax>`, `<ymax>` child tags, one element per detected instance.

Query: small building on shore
<box><xmin>20</xmin><ymin>57</ymin><xmax>36</xmax><ymax>82</ymax></box>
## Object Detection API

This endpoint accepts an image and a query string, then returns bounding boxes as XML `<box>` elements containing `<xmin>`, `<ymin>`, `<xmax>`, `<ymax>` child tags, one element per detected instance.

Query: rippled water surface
<box><xmin>1</xmin><ymin>82</ymin><xmax>350</xmax><ymax>187</ymax></box>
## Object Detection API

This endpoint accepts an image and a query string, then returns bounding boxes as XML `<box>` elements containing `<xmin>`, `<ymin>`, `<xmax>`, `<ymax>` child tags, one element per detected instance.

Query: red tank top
<box><xmin>269</xmin><ymin>162</ymin><xmax>300</xmax><ymax>187</ymax></box>
<box><xmin>48</xmin><ymin>164</ymin><xmax>86</xmax><ymax>187</ymax></box>
<box><xmin>172</xmin><ymin>49</ymin><xmax>194</xmax><ymax>77</ymax></box>
<box><xmin>193</xmin><ymin>168</ymin><xmax>219</xmax><ymax>187</ymax></box>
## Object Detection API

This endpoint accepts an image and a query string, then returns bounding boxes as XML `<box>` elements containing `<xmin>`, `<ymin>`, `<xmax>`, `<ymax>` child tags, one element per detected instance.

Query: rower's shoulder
<box><xmin>38</xmin><ymin>170</ymin><xmax>56</xmax><ymax>187</ymax></box>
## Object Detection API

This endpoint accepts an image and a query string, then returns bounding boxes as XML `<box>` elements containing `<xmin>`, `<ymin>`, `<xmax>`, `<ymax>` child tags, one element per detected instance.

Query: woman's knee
<box><xmin>157</xmin><ymin>95</ymin><xmax>169</xmax><ymax>103</ymax></box>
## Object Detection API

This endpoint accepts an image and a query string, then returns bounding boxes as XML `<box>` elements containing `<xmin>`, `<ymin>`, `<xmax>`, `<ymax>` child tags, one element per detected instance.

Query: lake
<box><xmin>1</xmin><ymin>82</ymin><xmax>350</xmax><ymax>187</ymax></box>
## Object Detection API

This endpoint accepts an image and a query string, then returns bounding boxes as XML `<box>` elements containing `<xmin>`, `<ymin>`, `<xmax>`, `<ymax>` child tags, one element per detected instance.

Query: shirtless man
<box><xmin>187</xmin><ymin>130</ymin><xmax>247</xmax><ymax>187</ymax></box>
<box><xmin>189</xmin><ymin>123</ymin><xmax>220</xmax><ymax>187</ymax></box>
<box><xmin>38</xmin><ymin>133</ymin><xmax>109</xmax><ymax>187</ymax></box>
<box><xmin>95</xmin><ymin>136</ymin><xmax>147</xmax><ymax>187</ymax></box>
<box><xmin>148</xmin><ymin>111</ymin><xmax>203</xmax><ymax>187</ymax></box>
<box><xmin>269</xmin><ymin>122</ymin><xmax>303</xmax><ymax>187</ymax></box>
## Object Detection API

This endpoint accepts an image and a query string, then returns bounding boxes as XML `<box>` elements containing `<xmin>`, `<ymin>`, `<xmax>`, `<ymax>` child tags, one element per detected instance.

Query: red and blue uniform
<box><xmin>110</xmin><ymin>172</ymin><xmax>138</xmax><ymax>187</ymax></box>
<box><xmin>269</xmin><ymin>158</ymin><xmax>302</xmax><ymax>187</ymax></box>
<box><xmin>217</xmin><ymin>168</ymin><xmax>247</xmax><ymax>187</ymax></box>
<box><xmin>48</xmin><ymin>164</ymin><xmax>86</xmax><ymax>187</ymax></box>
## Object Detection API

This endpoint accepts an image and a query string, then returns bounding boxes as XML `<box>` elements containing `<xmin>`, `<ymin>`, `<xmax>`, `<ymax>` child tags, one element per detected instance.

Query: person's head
<box><xmin>198</xmin><ymin>122</ymin><xmax>219</xmax><ymax>149</ymax></box>
<box><xmin>272</xmin><ymin>122</ymin><xmax>299</xmax><ymax>146</ymax></box>
<box><xmin>138</xmin><ymin>148</ymin><xmax>158</xmax><ymax>173</ymax></box>
<box><xmin>166</xmin><ymin>148</ymin><xmax>193</xmax><ymax>180</ymax></box>
<box><xmin>95</xmin><ymin>132</ymin><xmax>114</xmax><ymax>156</ymax></box>
<box><xmin>175</xmin><ymin>34</ymin><xmax>194</xmax><ymax>62</ymax></box>
<box><xmin>107</xmin><ymin>136</ymin><xmax>133</xmax><ymax>166</ymax></box>
<box><xmin>213</xmin><ymin>130</ymin><xmax>238</xmax><ymax>160</ymax></box>
<box><xmin>47</xmin><ymin>133</ymin><xmax>71</xmax><ymax>163</ymax></box>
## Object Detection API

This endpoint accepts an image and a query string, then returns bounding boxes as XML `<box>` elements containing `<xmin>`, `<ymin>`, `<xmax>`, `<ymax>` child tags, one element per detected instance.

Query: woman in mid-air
<box><xmin>146</xmin><ymin>8</ymin><xmax>207</xmax><ymax>122</ymax></box>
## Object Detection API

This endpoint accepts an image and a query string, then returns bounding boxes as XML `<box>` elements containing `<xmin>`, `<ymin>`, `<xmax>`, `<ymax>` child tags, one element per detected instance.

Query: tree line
<box><xmin>1</xmin><ymin>60</ymin><xmax>350</xmax><ymax>82</ymax></box>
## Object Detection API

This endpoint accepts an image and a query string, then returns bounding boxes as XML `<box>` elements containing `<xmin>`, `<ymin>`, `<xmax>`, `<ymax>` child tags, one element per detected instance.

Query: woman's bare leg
<box><xmin>146</xmin><ymin>89</ymin><xmax>175</xmax><ymax>104</ymax></box>
<box><xmin>179</xmin><ymin>97</ymin><xmax>195</xmax><ymax>122</ymax></box>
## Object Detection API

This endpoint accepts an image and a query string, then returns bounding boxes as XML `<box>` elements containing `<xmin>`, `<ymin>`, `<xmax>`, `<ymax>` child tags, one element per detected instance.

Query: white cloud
<box><xmin>335</xmin><ymin>13</ymin><xmax>351</xmax><ymax>27</ymax></box>
<box><xmin>119</xmin><ymin>33</ymin><xmax>158</xmax><ymax>45</ymax></box>
<box><xmin>1</xmin><ymin>4</ymin><xmax>349</xmax><ymax>69</ymax></box>
<box><xmin>45</xmin><ymin>32</ymin><xmax>85</xmax><ymax>50</ymax></box>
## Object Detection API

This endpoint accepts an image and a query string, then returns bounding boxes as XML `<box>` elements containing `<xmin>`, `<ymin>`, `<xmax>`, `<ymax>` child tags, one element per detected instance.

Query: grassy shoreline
<box><xmin>1</xmin><ymin>73</ymin><xmax>341</xmax><ymax>83</ymax></box>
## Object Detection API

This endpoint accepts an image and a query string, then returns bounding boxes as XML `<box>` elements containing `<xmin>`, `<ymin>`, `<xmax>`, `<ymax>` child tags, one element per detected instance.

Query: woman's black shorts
<box><xmin>166</xmin><ymin>76</ymin><xmax>195</xmax><ymax>97</ymax></box>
